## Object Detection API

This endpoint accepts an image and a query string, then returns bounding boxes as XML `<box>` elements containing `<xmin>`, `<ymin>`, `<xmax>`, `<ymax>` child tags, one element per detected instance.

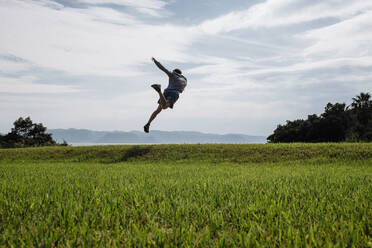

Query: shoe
<box><xmin>151</xmin><ymin>84</ymin><xmax>161</xmax><ymax>92</ymax></box>
<box><xmin>144</xmin><ymin>124</ymin><xmax>150</xmax><ymax>133</ymax></box>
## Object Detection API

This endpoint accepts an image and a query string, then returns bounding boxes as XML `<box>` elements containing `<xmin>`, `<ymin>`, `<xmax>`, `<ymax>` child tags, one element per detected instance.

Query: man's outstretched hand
<box><xmin>151</xmin><ymin>57</ymin><xmax>171</xmax><ymax>76</ymax></box>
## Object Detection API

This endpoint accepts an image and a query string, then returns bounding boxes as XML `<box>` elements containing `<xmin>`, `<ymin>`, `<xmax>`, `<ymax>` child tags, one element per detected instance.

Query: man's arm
<box><xmin>152</xmin><ymin>57</ymin><xmax>171</xmax><ymax>77</ymax></box>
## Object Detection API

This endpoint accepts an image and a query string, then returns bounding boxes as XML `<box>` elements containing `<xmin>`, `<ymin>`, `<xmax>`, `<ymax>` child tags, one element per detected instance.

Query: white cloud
<box><xmin>191</xmin><ymin>0</ymin><xmax>372</xmax><ymax>100</ymax></box>
<box><xmin>303</xmin><ymin>11</ymin><xmax>372</xmax><ymax>59</ymax></box>
<box><xmin>0</xmin><ymin>1</ymin><xmax>198</xmax><ymax>77</ymax></box>
<box><xmin>21</xmin><ymin>0</ymin><xmax>64</xmax><ymax>9</ymax></box>
<box><xmin>0</xmin><ymin>58</ymin><xmax>30</xmax><ymax>73</ymax></box>
<box><xmin>0</xmin><ymin>76</ymin><xmax>79</xmax><ymax>94</ymax></box>
<box><xmin>78</xmin><ymin>0</ymin><xmax>166</xmax><ymax>9</ymax></box>
<box><xmin>236</xmin><ymin>57</ymin><xmax>372</xmax><ymax>77</ymax></box>
<box><xmin>199</xmin><ymin>0</ymin><xmax>372</xmax><ymax>35</ymax></box>
<box><xmin>77</xmin><ymin>0</ymin><xmax>168</xmax><ymax>17</ymax></box>
<box><xmin>71</xmin><ymin>7</ymin><xmax>140</xmax><ymax>25</ymax></box>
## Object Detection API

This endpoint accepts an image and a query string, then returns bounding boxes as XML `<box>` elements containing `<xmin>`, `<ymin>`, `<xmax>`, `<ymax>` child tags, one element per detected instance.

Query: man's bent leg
<box><xmin>155</xmin><ymin>90</ymin><xmax>170</xmax><ymax>109</ymax></box>
<box><xmin>144</xmin><ymin>104</ymin><xmax>162</xmax><ymax>133</ymax></box>
<box><xmin>151</xmin><ymin>84</ymin><xmax>169</xmax><ymax>109</ymax></box>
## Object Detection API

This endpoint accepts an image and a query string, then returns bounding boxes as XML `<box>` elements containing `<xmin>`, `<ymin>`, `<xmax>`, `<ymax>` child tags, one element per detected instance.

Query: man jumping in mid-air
<box><xmin>144</xmin><ymin>57</ymin><xmax>187</xmax><ymax>133</ymax></box>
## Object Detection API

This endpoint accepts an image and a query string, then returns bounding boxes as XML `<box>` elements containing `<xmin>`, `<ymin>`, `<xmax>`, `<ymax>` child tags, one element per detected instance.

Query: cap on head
<box><xmin>173</xmin><ymin>68</ymin><xmax>182</xmax><ymax>74</ymax></box>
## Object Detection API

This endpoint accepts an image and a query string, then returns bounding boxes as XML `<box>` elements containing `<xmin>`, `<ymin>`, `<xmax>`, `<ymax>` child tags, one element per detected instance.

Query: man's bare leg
<box><xmin>151</xmin><ymin>84</ymin><xmax>170</xmax><ymax>109</ymax></box>
<box><xmin>144</xmin><ymin>84</ymin><xmax>171</xmax><ymax>133</ymax></box>
<box><xmin>144</xmin><ymin>104</ymin><xmax>162</xmax><ymax>133</ymax></box>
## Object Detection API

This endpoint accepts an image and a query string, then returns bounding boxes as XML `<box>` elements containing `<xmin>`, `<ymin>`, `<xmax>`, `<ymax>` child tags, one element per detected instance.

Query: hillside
<box><xmin>1</xmin><ymin>143</ymin><xmax>371</xmax><ymax>163</ymax></box>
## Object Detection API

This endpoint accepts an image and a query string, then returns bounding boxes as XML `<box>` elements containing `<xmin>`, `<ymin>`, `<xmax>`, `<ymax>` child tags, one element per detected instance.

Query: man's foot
<box><xmin>151</xmin><ymin>84</ymin><xmax>161</xmax><ymax>92</ymax></box>
<box><xmin>144</xmin><ymin>123</ymin><xmax>150</xmax><ymax>133</ymax></box>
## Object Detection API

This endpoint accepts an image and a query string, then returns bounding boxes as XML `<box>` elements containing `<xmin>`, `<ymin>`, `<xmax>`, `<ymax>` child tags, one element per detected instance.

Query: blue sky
<box><xmin>1</xmin><ymin>0</ymin><xmax>372</xmax><ymax>136</ymax></box>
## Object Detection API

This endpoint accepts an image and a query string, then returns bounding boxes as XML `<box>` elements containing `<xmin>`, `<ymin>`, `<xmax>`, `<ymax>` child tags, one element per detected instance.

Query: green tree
<box><xmin>11</xmin><ymin>117</ymin><xmax>34</xmax><ymax>138</ymax></box>
<box><xmin>0</xmin><ymin>117</ymin><xmax>57</xmax><ymax>148</ymax></box>
<box><xmin>320</xmin><ymin>103</ymin><xmax>349</xmax><ymax>142</ymax></box>
<box><xmin>349</xmin><ymin>92</ymin><xmax>372</xmax><ymax>141</ymax></box>
<box><xmin>267</xmin><ymin>92</ymin><xmax>371</xmax><ymax>143</ymax></box>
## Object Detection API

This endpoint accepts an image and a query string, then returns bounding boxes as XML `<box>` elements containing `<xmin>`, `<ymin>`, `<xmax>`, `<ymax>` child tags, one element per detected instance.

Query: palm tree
<box><xmin>351</xmin><ymin>92</ymin><xmax>372</xmax><ymax>129</ymax></box>
<box><xmin>351</xmin><ymin>92</ymin><xmax>371</xmax><ymax>109</ymax></box>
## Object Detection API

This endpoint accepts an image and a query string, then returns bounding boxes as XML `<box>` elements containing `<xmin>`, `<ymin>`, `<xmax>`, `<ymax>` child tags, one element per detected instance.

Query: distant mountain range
<box><xmin>48</xmin><ymin>129</ymin><xmax>266</xmax><ymax>144</ymax></box>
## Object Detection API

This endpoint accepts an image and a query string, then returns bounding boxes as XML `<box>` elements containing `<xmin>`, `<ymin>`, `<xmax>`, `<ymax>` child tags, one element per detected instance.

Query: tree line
<box><xmin>0</xmin><ymin>117</ymin><xmax>66</xmax><ymax>148</ymax></box>
<box><xmin>267</xmin><ymin>92</ymin><xmax>372</xmax><ymax>142</ymax></box>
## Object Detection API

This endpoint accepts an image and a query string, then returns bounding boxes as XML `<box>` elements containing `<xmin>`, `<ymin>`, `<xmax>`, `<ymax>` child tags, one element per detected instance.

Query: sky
<box><xmin>1</xmin><ymin>0</ymin><xmax>372</xmax><ymax>136</ymax></box>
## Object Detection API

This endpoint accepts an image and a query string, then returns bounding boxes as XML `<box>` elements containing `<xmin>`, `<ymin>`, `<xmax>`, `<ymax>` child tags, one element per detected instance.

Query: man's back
<box><xmin>166</xmin><ymin>72</ymin><xmax>187</xmax><ymax>93</ymax></box>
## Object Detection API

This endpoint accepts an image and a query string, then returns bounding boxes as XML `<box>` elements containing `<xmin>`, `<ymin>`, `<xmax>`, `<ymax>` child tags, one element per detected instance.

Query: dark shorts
<box><xmin>158</xmin><ymin>89</ymin><xmax>179</xmax><ymax>109</ymax></box>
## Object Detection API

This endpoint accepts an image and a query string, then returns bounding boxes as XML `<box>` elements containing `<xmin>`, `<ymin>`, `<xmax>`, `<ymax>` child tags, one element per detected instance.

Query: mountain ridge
<box><xmin>48</xmin><ymin>128</ymin><xmax>266</xmax><ymax>144</ymax></box>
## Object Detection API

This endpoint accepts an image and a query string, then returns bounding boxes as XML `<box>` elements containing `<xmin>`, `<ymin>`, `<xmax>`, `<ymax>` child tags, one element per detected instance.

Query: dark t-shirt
<box><xmin>167</xmin><ymin>72</ymin><xmax>187</xmax><ymax>92</ymax></box>
<box><xmin>154</xmin><ymin>60</ymin><xmax>187</xmax><ymax>93</ymax></box>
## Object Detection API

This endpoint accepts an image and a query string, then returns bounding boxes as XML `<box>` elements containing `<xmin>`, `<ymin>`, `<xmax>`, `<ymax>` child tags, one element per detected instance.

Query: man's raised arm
<box><xmin>152</xmin><ymin>57</ymin><xmax>171</xmax><ymax>77</ymax></box>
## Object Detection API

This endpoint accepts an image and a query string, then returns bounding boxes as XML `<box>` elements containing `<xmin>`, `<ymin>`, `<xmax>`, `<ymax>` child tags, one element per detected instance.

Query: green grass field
<box><xmin>0</xmin><ymin>144</ymin><xmax>371</xmax><ymax>247</ymax></box>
